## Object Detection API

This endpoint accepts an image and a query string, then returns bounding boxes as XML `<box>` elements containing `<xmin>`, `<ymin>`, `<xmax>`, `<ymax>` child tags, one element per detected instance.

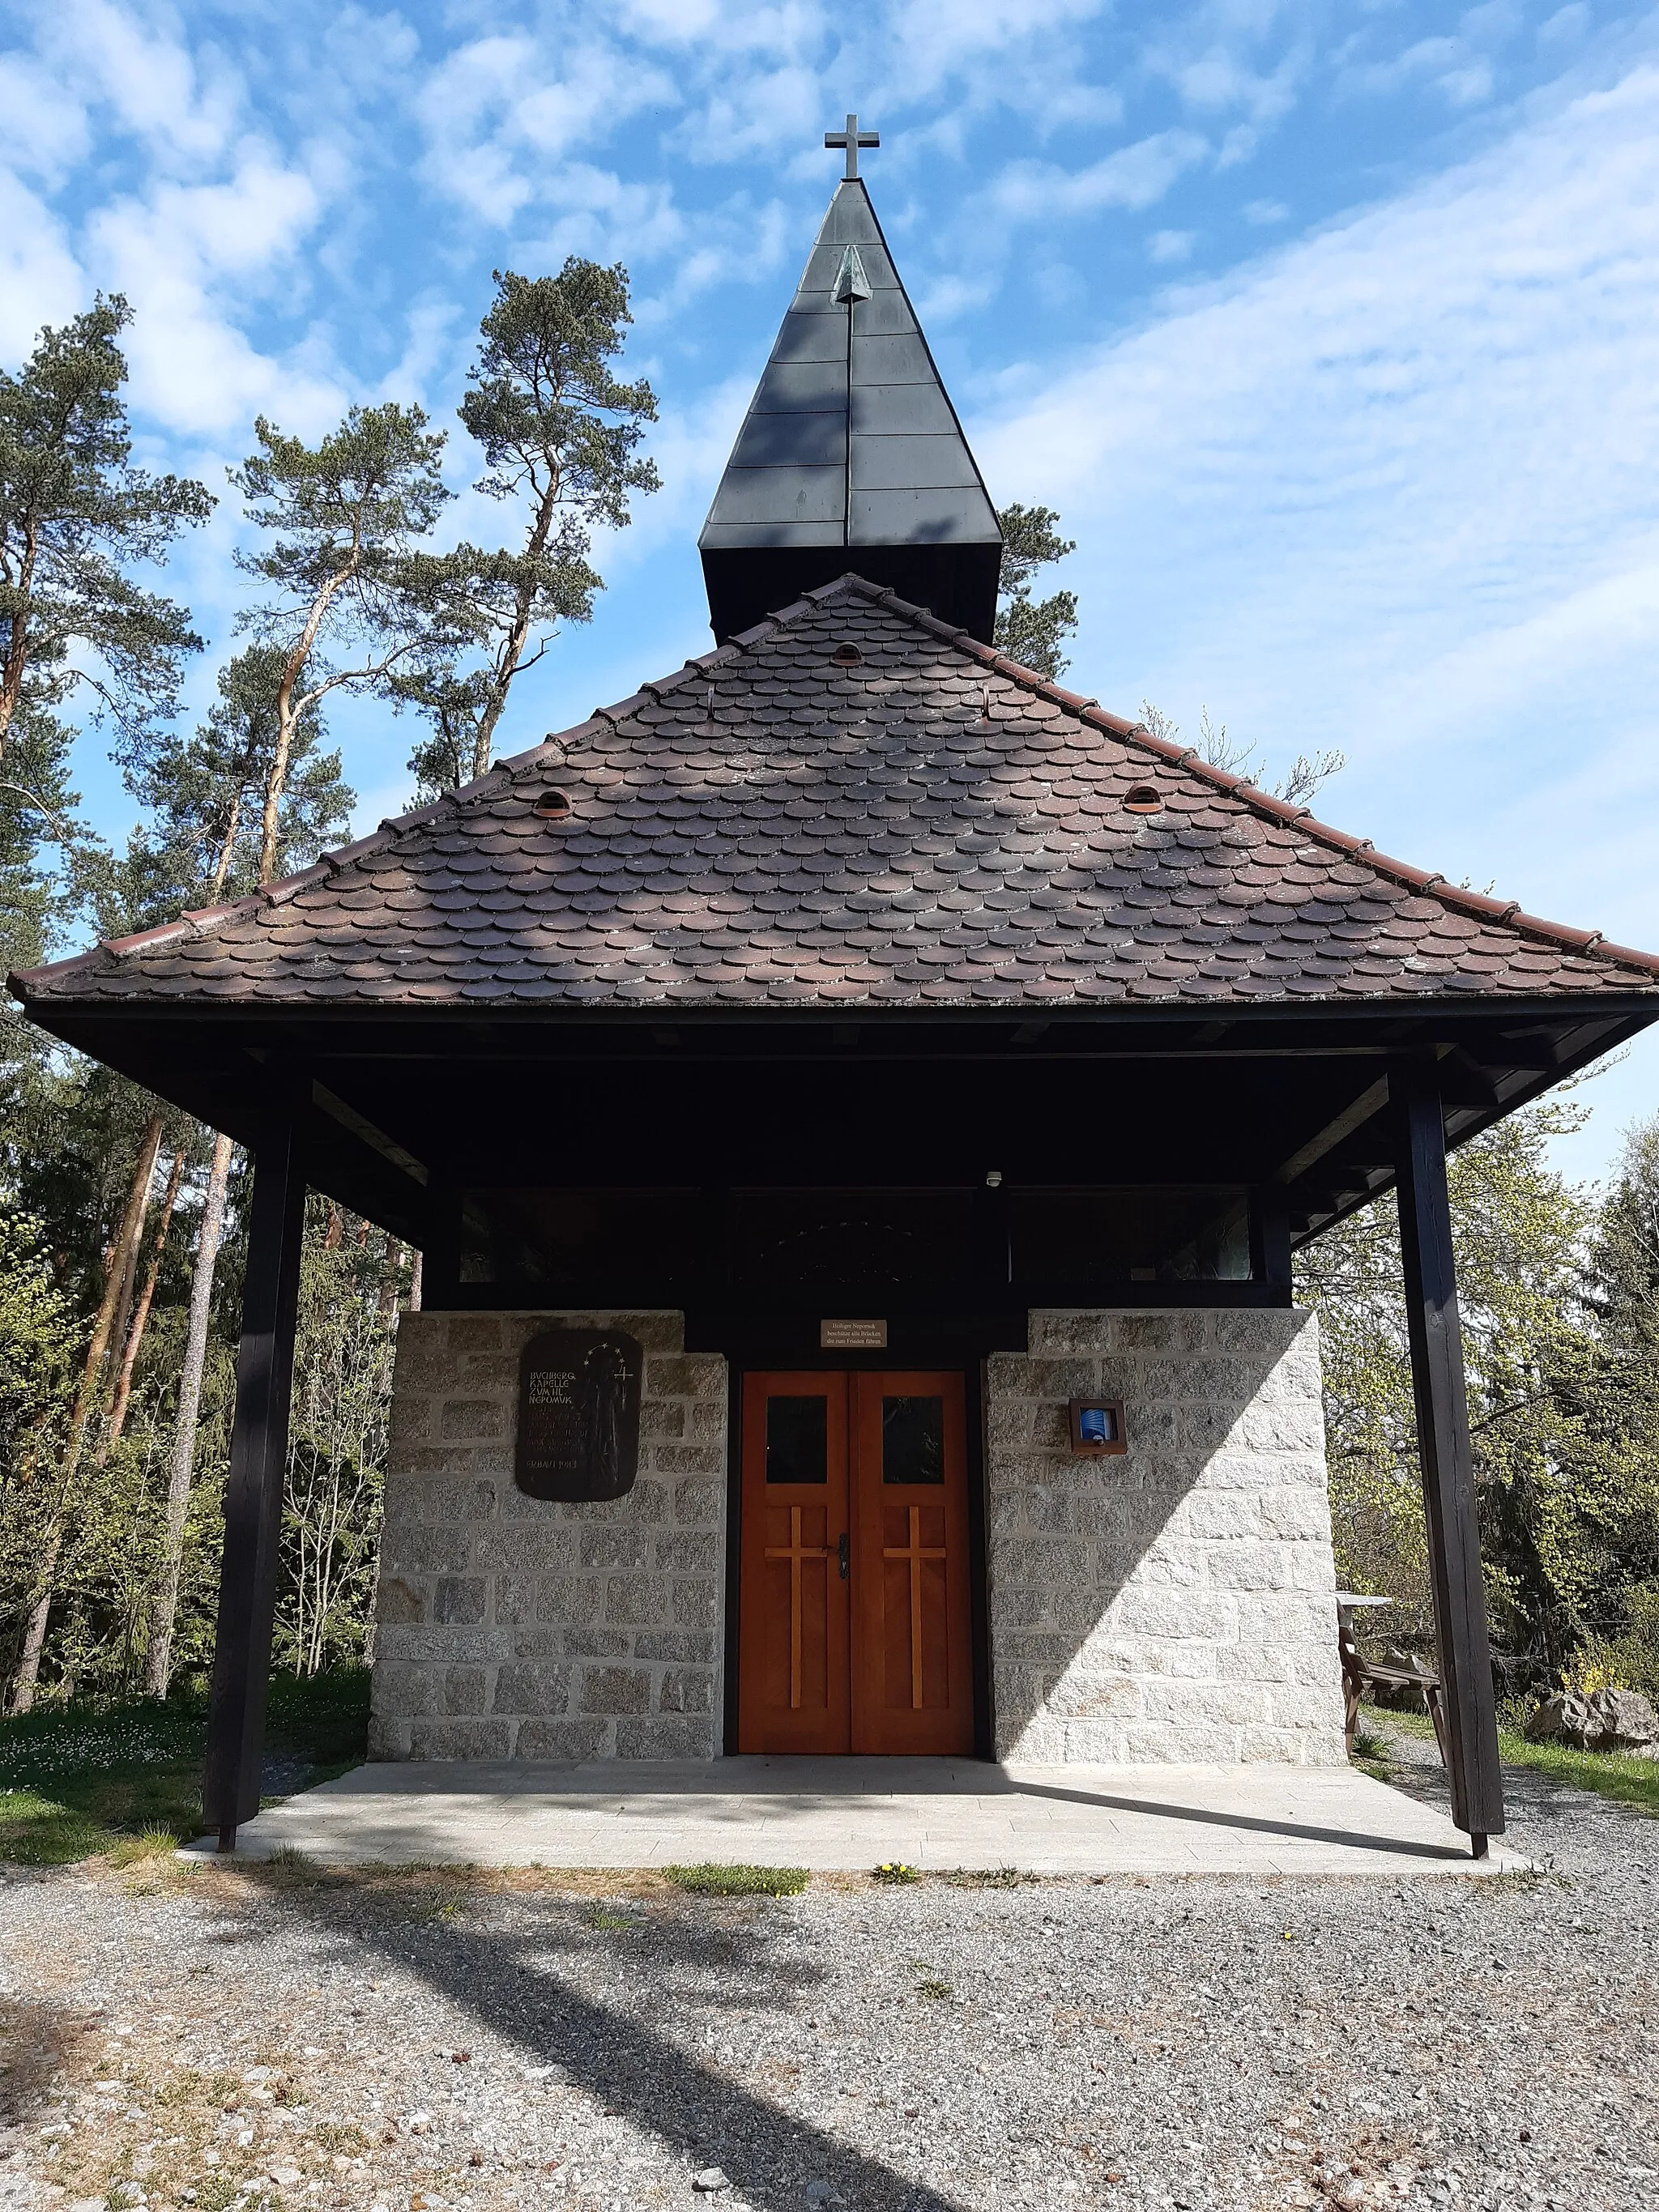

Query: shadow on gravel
<box><xmin>229</xmin><ymin>1869</ymin><xmax>966</xmax><ymax>2212</ymax></box>
<box><xmin>0</xmin><ymin>1999</ymin><xmax>100</xmax><ymax>2120</ymax></box>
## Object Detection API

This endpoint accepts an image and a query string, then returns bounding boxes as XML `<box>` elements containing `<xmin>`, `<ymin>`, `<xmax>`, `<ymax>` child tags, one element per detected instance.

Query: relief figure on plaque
<box><xmin>582</xmin><ymin>1340</ymin><xmax>631</xmax><ymax>1498</ymax></box>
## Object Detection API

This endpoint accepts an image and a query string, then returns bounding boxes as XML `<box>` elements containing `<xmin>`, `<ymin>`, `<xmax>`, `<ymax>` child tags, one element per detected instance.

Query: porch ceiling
<box><xmin>24</xmin><ymin>995</ymin><xmax>1654</xmax><ymax>1253</ymax></box>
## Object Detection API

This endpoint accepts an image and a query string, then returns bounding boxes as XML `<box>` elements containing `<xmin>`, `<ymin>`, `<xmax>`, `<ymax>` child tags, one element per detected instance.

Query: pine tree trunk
<box><xmin>11</xmin><ymin>1524</ymin><xmax>62</xmax><ymax>1713</ymax></box>
<box><xmin>407</xmin><ymin>1249</ymin><xmax>423</xmax><ymax>1312</ymax></box>
<box><xmin>8</xmin><ymin>1115</ymin><xmax>164</xmax><ymax>1713</ymax></box>
<box><xmin>100</xmin><ymin>1158</ymin><xmax>156</xmax><ymax>1429</ymax></box>
<box><xmin>377</xmin><ymin>1236</ymin><xmax>403</xmax><ymax>1320</ymax></box>
<box><xmin>100</xmin><ymin>1149</ymin><xmax>186</xmax><ymax>1460</ymax></box>
<box><xmin>143</xmin><ymin>1132</ymin><xmax>232</xmax><ymax>1700</ymax></box>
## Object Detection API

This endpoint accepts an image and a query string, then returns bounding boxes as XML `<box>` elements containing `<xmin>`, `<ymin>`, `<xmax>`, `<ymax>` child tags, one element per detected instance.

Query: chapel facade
<box><xmin>15</xmin><ymin>134</ymin><xmax>1659</xmax><ymax>1851</ymax></box>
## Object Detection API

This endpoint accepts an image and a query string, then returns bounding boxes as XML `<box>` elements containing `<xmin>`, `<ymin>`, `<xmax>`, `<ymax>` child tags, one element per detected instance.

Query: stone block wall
<box><xmin>986</xmin><ymin>1309</ymin><xmax>1347</xmax><ymax>1765</ymax></box>
<box><xmin>369</xmin><ymin>1311</ymin><xmax>727</xmax><ymax>1761</ymax></box>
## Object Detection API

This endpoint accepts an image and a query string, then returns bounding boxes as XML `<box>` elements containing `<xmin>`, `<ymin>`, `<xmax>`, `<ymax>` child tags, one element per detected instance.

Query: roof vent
<box><xmin>831</xmin><ymin>639</ymin><xmax>864</xmax><ymax>667</ymax></box>
<box><xmin>1124</xmin><ymin>783</ymin><xmax>1162</xmax><ymax>815</ymax></box>
<box><xmin>533</xmin><ymin>789</ymin><xmax>573</xmax><ymax>821</ymax></box>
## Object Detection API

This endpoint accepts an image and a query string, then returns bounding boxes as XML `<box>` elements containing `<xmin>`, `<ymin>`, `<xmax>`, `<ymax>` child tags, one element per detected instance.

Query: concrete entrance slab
<box><xmin>211</xmin><ymin>1758</ymin><xmax>1525</xmax><ymax>1875</ymax></box>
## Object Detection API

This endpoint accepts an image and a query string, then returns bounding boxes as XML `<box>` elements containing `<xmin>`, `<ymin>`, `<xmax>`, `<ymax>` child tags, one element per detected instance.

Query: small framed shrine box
<box><xmin>1068</xmin><ymin>1397</ymin><xmax>1128</xmax><ymax>1456</ymax></box>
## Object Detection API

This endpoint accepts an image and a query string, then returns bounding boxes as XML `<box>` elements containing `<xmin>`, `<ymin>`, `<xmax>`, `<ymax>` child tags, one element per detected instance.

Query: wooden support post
<box><xmin>421</xmin><ymin>1185</ymin><xmax>463</xmax><ymax>1307</ymax></box>
<box><xmin>1249</xmin><ymin>1187</ymin><xmax>1292</xmax><ymax>1295</ymax></box>
<box><xmin>1391</xmin><ymin>1057</ymin><xmax>1504</xmax><ymax>1851</ymax></box>
<box><xmin>203</xmin><ymin>1110</ymin><xmax>306</xmax><ymax>1850</ymax></box>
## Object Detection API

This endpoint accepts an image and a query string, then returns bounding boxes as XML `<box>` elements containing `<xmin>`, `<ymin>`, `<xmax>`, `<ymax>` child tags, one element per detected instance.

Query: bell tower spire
<box><xmin>698</xmin><ymin>126</ymin><xmax>1003</xmax><ymax>644</ymax></box>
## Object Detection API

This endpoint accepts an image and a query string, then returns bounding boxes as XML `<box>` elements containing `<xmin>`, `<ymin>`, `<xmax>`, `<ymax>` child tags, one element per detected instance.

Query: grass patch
<box><xmin>586</xmin><ymin>1905</ymin><xmax>641</xmax><ymax>1929</ymax></box>
<box><xmin>107</xmin><ymin>1826</ymin><xmax>187</xmax><ymax>1868</ymax></box>
<box><xmin>872</xmin><ymin>1860</ymin><xmax>919</xmax><ymax>1885</ymax></box>
<box><xmin>1349</xmin><ymin>1721</ymin><xmax>1396</xmax><ymax>1784</ymax></box>
<box><xmin>1367</xmin><ymin>1703</ymin><xmax>1436</xmax><ymax>1740</ymax></box>
<box><xmin>663</xmin><ymin>1862</ymin><xmax>809</xmax><ymax>1898</ymax></box>
<box><xmin>0</xmin><ymin>1669</ymin><xmax>370</xmax><ymax>1865</ymax></box>
<box><xmin>1363</xmin><ymin>1701</ymin><xmax>1659</xmax><ymax>1818</ymax></box>
<box><xmin>1496</xmin><ymin>1731</ymin><xmax>1659</xmax><ymax>1815</ymax></box>
<box><xmin>0</xmin><ymin>1788</ymin><xmax>109</xmax><ymax>1868</ymax></box>
<box><xmin>915</xmin><ymin>1975</ymin><xmax>953</xmax><ymax>2000</ymax></box>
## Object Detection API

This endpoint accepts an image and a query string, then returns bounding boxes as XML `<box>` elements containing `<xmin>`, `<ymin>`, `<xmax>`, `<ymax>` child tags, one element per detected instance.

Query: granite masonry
<box><xmin>370</xmin><ymin>1304</ymin><xmax>1346</xmax><ymax>1767</ymax></box>
<box><xmin>984</xmin><ymin>1308</ymin><xmax>1348</xmax><ymax>1765</ymax></box>
<box><xmin>369</xmin><ymin>1311</ymin><xmax>727</xmax><ymax>1761</ymax></box>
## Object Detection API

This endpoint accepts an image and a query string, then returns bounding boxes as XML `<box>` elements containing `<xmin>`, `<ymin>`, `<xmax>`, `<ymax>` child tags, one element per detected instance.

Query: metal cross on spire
<box><xmin>824</xmin><ymin>113</ymin><xmax>879</xmax><ymax>180</ymax></box>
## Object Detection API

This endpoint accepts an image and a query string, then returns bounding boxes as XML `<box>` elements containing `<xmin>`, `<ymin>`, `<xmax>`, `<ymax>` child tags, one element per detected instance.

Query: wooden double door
<box><xmin>737</xmin><ymin>1370</ymin><xmax>975</xmax><ymax>1755</ymax></box>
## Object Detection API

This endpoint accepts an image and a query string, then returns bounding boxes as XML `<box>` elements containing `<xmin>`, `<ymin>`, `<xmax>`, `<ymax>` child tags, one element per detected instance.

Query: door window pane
<box><xmin>766</xmin><ymin>1396</ymin><xmax>828</xmax><ymax>1483</ymax></box>
<box><xmin>882</xmin><ymin>1396</ymin><xmax>944</xmax><ymax>1484</ymax></box>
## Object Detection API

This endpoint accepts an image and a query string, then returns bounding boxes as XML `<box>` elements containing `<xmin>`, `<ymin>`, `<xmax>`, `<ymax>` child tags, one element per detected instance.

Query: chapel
<box><xmin>14</xmin><ymin>125</ymin><xmax>1659</xmax><ymax>1854</ymax></box>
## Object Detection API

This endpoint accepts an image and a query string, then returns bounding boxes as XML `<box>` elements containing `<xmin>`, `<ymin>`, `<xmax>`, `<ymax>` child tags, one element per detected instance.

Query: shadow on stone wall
<box><xmin>986</xmin><ymin>1308</ymin><xmax>1348</xmax><ymax>1766</ymax></box>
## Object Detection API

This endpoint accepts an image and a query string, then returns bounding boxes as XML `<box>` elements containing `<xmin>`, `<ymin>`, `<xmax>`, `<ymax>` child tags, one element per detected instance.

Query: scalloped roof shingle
<box><xmin>14</xmin><ymin>576</ymin><xmax>1659</xmax><ymax>1012</ymax></box>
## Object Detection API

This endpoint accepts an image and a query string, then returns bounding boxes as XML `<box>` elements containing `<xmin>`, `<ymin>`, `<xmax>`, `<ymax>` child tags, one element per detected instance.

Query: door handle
<box><xmin>838</xmin><ymin>1532</ymin><xmax>850</xmax><ymax>1579</ymax></box>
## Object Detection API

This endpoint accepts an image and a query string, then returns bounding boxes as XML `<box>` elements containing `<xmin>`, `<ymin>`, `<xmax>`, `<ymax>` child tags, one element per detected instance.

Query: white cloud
<box><xmin>1538</xmin><ymin>4</ymin><xmax>1591</xmax><ymax>46</ymax></box>
<box><xmin>0</xmin><ymin>52</ymin><xmax>92</xmax><ymax>182</ymax></box>
<box><xmin>614</xmin><ymin>0</ymin><xmax>823</xmax><ymax>54</ymax></box>
<box><xmin>373</xmin><ymin>295</ymin><xmax>465</xmax><ymax>411</ymax></box>
<box><xmin>86</xmin><ymin>157</ymin><xmax>341</xmax><ymax>433</ymax></box>
<box><xmin>669</xmin><ymin>67</ymin><xmax>825</xmax><ymax>164</ymax></box>
<box><xmin>971</xmin><ymin>62</ymin><xmax>1659</xmax><ymax>967</ymax></box>
<box><xmin>0</xmin><ymin>173</ymin><xmax>84</xmax><ymax>356</ymax></box>
<box><xmin>509</xmin><ymin>164</ymin><xmax>689</xmax><ymax>272</ymax></box>
<box><xmin>1337</xmin><ymin>23</ymin><xmax>1510</xmax><ymax>109</ymax></box>
<box><xmin>987</xmin><ymin>130</ymin><xmax>1210</xmax><ymax>226</ymax></box>
<box><xmin>915</xmin><ymin>272</ymin><xmax>999</xmax><ymax>322</ymax></box>
<box><xmin>1158</xmin><ymin>41</ymin><xmax>1304</xmax><ymax>124</ymax></box>
<box><xmin>416</xmin><ymin>35</ymin><xmax>677</xmax><ymax>224</ymax></box>
<box><xmin>613</xmin><ymin>369</ymin><xmax>753</xmax><ymax>562</ymax></box>
<box><xmin>40</xmin><ymin>0</ymin><xmax>241</xmax><ymax>166</ymax></box>
<box><xmin>886</xmin><ymin>0</ymin><xmax>1109</xmax><ymax>90</ymax></box>
<box><xmin>1149</xmin><ymin>228</ymin><xmax>1196</xmax><ymax>263</ymax></box>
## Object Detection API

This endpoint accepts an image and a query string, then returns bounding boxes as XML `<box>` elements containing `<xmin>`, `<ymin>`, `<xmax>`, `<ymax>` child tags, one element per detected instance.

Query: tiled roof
<box><xmin>14</xmin><ymin>575</ymin><xmax>1659</xmax><ymax>1012</ymax></box>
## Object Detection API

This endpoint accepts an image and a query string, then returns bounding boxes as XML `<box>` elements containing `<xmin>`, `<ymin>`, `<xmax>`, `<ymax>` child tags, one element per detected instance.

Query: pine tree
<box><xmin>116</xmin><ymin>643</ymin><xmax>353</xmax><ymax>916</ymax></box>
<box><xmin>992</xmin><ymin>503</ymin><xmax>1078</xmax><ymax>680</ymax></box>
<box><xmin>0</xmin><ymin>296</ymin><xmax>211</xmax><ymax>768</ymax></box>
<box><xmin>232</xmin><ymin>404</ymin><xmax>449</xmax><ymax>885</ymax></box>
<box><xmin>397</xmin><ymin>262</ymin><xmax>659</xmax><ymax>792</ymax></box>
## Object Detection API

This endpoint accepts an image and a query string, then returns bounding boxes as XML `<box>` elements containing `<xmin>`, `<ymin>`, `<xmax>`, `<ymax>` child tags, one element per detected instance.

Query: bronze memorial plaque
<box><xmin>515</xmin><ymin>1328</ymin><xmax>643</xmax><ymax>1501</ymax></box>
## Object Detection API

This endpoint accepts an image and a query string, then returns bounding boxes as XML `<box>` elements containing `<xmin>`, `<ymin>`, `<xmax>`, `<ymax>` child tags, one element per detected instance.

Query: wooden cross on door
<box><xmin>825</xmin><ymin>113</ymin><xmax>879</xmax><ymax>180</ymax></box>
<box><xmin>884</xmin><ymin>1504</ymin><xmax>945</xmax><ymax>1710</ymax></box>
<box><xmin>766</xmin><ymin>1505</ymin><xmax>829</xmax><ymax>1710</ymax></box>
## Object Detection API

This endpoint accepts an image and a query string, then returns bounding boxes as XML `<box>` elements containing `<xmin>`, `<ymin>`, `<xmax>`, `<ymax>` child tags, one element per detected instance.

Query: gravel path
<box><xmin>2</xmin><ymin>1732</ymin><xmax>1654</xmax><ymax>2212</ymax></box>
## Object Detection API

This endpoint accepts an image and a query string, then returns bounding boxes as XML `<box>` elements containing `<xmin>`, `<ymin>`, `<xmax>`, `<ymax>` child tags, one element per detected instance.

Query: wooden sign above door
<box><xmin>515</xmin><ymin>1328</ymin><xmax>642</xmax><ymax>1501</ymax></box>
<box><xmin>821</xmin><ymin>1318</ymin><xmax>887</xmax><ymax>1348</ymax></box>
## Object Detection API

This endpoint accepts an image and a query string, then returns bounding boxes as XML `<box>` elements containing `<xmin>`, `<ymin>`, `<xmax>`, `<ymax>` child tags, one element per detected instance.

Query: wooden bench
<box><xmin>1337</xmin><ymin>1595</ymin><xmax>1449</xmax><ymax>1771</ymax></box>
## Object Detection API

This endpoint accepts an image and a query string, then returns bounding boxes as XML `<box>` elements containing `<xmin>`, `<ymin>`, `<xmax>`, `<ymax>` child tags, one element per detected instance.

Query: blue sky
<box><xmin>6</xmin><ymin>0</ymin><xmax>1659</xmax><ymax>1178</ymax></box>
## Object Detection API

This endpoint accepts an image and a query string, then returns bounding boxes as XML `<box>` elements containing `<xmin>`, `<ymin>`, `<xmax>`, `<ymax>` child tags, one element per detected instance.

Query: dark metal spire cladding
<box><xmin>698</xmin><ymin>155</ymin><xmax>1003</xmax><ymax>645</ymax></box>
